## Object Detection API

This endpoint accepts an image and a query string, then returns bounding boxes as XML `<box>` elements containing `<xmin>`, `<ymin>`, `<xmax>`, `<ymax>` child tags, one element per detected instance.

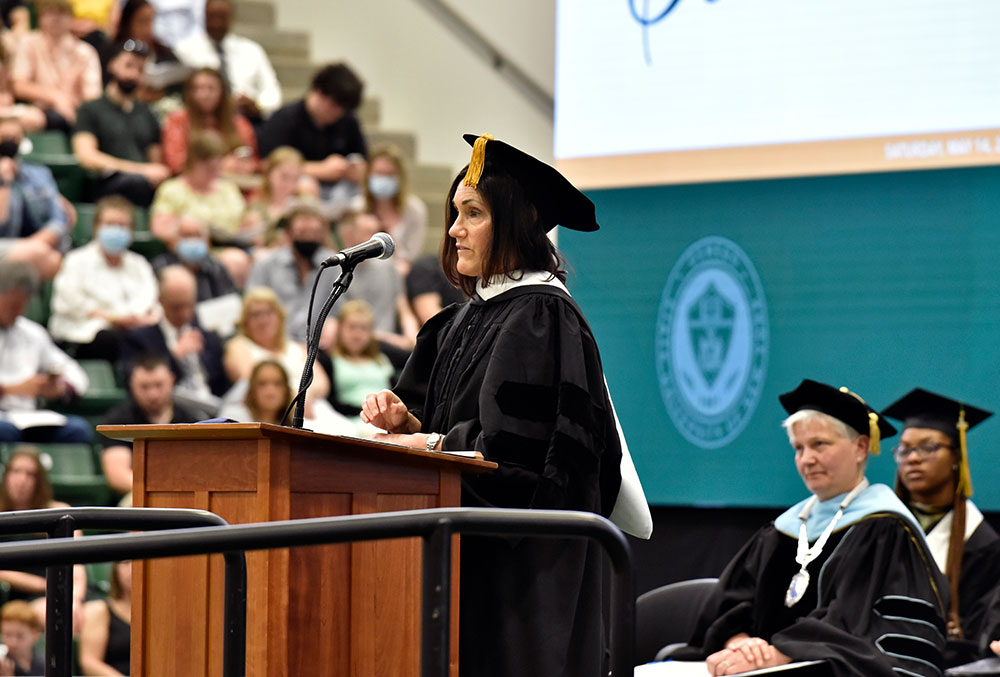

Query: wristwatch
<box><xmin>426</xmin><ymin>432</ymin><xmax>442</xmax><ymax>452</ymax></box>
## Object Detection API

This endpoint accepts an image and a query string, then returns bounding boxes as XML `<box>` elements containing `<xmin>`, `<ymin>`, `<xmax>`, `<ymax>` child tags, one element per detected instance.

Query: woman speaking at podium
<box><xmin>362</xmin><ymin>133</ymin><xmax>631</xmax><ymax>676</ymax></box>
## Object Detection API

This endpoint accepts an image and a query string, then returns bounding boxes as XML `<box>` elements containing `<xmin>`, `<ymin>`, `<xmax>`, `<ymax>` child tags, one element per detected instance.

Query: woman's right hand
<box><xmin>361</xmin><ymin>390</ymin><xmax>420</xmax><ymax>434</ymax></box>
<box><xmin>991</xmin><ymin>639</ymin><xmax>1000</xmax><ymax>655</ymax></box>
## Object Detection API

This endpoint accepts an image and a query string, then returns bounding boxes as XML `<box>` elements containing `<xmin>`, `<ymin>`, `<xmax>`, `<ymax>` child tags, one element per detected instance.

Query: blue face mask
<box><xmin>368</xmin><ymin>174</ymin><xmax>400</xmax><ymax>199</ymax></box>
<box><xmin>176</xmin><ymin>237</ymin><xmax>209</xmax><ymax>264</ymax></box>
<box><xmin>97</xmin><ymin>224</ymin><xmax>132</xmax><ymax>255</ymax></box>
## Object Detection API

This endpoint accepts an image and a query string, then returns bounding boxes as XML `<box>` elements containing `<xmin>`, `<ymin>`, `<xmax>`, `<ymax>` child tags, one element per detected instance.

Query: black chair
<box><xmin>635</xmin><ymin>577</ymin><xmax>718</xmax><ymax>665</ymax></box>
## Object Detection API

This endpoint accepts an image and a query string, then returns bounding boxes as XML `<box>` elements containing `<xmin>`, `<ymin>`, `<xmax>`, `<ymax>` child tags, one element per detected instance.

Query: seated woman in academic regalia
<box><xmin>883</xmin><ymin>388</ymin><xmax>1000</xmax><ymax>666</ymax></box>
<box><xmin>686</xmin><ymin>379</ymin><xmax>948</xmax><ymax>677</ymax></box>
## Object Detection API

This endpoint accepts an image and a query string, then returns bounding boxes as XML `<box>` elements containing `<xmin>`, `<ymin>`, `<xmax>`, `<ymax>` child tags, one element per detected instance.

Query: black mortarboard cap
<box><xmin>462</xmin><ymin>133</ymin><xmax>599</xmax><ymax>232</ymax></box>
<box><xmin>883</xmin><ymin>388</ymin><xmax>992</xmax><ymax>498</ymax></box>
<box><xmin>779</xmin><ymin>379</ymin><xmax>897</xmax><ymax>454</ymax></box>
<box><xmin>882</xmin><ymin>388</ymin><xmax>992</xmax><ymax>438</ymax></box>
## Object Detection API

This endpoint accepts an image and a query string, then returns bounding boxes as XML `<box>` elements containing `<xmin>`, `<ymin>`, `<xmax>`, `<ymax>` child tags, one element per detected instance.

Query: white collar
<box><xmin>475</xmin><ymin>270</ymin><xmax>570</xmax><ymax>301</ymax></box>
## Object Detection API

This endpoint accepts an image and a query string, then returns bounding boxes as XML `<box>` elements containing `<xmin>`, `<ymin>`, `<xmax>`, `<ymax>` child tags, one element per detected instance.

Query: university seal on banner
<box><xmin>655</xmin><ymin>236</ymin><xmax>768</xmax><ymax>448</ymax></box>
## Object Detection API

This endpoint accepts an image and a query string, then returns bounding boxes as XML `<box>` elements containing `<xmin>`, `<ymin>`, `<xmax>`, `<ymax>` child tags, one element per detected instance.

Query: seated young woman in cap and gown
<box><xmin>680</xmin><ymin>380</ymin><xmax>948</xmax><ymax>677</ymax></box>
<box><xmin>361</xmin><ymin>134</ymin><xmax>651</xmax><ymax>677</ymax></box>
<box><xmin>883</xmin><ymin>388</ymin><xmax>1000</xmax><ymax>666</ymax></box>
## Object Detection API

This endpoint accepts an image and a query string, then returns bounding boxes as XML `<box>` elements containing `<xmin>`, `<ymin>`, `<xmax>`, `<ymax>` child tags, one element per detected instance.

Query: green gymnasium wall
<box><xmin>559</xmin><ymin>166</ymin><xmax>1000</xmax><ymax>508</ymax></box>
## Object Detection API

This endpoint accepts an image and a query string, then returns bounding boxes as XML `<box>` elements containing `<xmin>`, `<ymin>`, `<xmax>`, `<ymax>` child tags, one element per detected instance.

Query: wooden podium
<box><xmin>97</xmin><ymin>423</ymin><xmax>495</xmax><ymax>677</ymax></box>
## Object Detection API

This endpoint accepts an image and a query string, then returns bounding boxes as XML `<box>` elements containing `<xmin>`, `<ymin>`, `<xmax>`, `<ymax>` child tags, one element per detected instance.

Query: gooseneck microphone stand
<box><xmin>286</xmin><ymin>261</ymin><xmax>357</xmax><ymax>429</ymax></box>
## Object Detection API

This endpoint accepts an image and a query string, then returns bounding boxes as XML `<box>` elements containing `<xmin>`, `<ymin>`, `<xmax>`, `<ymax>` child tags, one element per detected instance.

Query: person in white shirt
<box><xmin>0</xmin><ymin>260</ymin><xmax>91</xmax><ymax>443</ymax></box>
<box><xmin>48</xmin><ymin>195</ymin><xmax>160</xmax><ymax>360</ymax></box>
<box><xmin>173</xmin><ymin>0</ymin><xmax>281</xmax><ymax>122</ymax></box>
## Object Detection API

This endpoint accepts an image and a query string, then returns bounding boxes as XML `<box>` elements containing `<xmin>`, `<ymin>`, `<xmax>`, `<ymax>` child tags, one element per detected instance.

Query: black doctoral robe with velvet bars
<box><xmin>393</xmin><ymin>284</ymin><xmax>623</xmax><ymax>677</ymax></box>
<box><xmin>685</xmin><ymin>512</ymin><xmax>949</xmax><ymax>677</ymax></box>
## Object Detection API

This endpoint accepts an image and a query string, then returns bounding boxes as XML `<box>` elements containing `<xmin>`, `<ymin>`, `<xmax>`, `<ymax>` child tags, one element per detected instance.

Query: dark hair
<box><xmin>310</xmin><ymin>63</ymin><xmax>363</xmax><ymax>111</ymax></box>
<box><xmin>94</xmin><ymin>194</ymin><xmax>135</xmax><ymax>230</ymax></box>
<box><xmin>0</xmin><ymin>447</ymin><xmax>54</xmax><ymax>511</ymax></box>
<box><xmin>114</xmin><ymin>0</ymin><xmax>172</xmax><ymax>60</ymax></box>
<box><xmin>441</xmin><ymin>165</ymin><xmax>565</xmax><ymax>297</ymax></box>
<box><xmin>132</xmin><ymin>353</ymin><xmax>172</xmax><ymax>374</ymax></box>
<box><xmin>244</xmin><ymin>359</ymin><xmax>292</xmax><ymax>424</ymax></box>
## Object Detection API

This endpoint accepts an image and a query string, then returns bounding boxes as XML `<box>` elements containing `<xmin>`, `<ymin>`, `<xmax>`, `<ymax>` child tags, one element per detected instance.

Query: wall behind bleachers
<box><xmin>273</xmin><ymin>0</ymin><xmax>555</xmax><ymax>171</ymax></box>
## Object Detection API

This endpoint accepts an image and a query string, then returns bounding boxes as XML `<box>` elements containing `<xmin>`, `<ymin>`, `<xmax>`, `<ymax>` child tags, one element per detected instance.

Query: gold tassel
<box><xmin>957</xmin><ymin>407</ymin><xmax>973</xmax><ymax>498</ymax></box>
<box><xmin>868</xmin><ymin>412</ymin><xmax>881</xmax><ymax>456</ymax></box>
<box><xmin>463</xmin><ymin>134</ymin><xmax>494</xmax><ymax>188</ymax></box>
<box><xmin>839</xmin><ymin>386</ymin><xmax>880</xmax><ymax>455</ymax></box>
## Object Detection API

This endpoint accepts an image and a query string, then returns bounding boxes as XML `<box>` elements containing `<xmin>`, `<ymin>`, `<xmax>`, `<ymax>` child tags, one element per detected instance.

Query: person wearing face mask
<box><xmin>10</xmin><ymin>0</ymin><xmax>102</xmax><ymax>133</ymax></box>
<box><xmin>0</xmin><ymin>116</ymin><xmax>72</xmax><ymax>279</ymax></box>
<box><xmin>151</xmin><ymin>215</ymin><xmax>235</xmax><ymax>302</ymax></box>
<box><xmin>48</xmin><ymin>194</ymin><xmax>159</xmax><ymax>360</ymax></box>
<box><xmin>352</xmin><ymin>142</ymin><xmax>427</xmax><ymax>277</ymax></box>
<box><xmin>245</xmin><ymin>200</ymin><xmax>340</xmax><ymax>344</ymax></box>
<box><xmin>72</xmin><ymin>38</ymin><xmax>171</xmax><ymax>207</ymax></box>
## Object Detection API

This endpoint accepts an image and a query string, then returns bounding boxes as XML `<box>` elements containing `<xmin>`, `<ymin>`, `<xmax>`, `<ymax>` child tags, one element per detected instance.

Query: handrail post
<box><xmin>222</xmin><ymin>551</ymin><xmax>248</xmax><ymax>677</ymax></box>
<box><xmin>421</xmin><ymin>519</ymin><xmax>453</xmax><ymax>677</ymax></box>
<box><xmin>45</xmin><ymin>514</ymin><xmax>75</xmax><ymax>677</ymax></box>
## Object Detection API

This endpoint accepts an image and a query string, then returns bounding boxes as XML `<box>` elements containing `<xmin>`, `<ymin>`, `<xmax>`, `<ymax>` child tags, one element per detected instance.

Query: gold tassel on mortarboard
<box><xmin>839</xmin><ymin>386</ymin><xmax>881</xmax><ymax>455</ymax></box>
<box><xmin>463</xmin><ymin>134</ymin><xmax>494</xmax><ymax>188</ymax></box>
<box><xmin>957</xmin><ymin>407</ymin><xmax>973</xmax><ymax>498</ymax></box>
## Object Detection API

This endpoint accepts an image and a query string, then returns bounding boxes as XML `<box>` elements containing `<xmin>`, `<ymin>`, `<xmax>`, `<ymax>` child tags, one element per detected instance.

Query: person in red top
<box><xmin>160</xmin><ymin>67</ymin><xmax>257</xmax><ymax>177</ymax></box>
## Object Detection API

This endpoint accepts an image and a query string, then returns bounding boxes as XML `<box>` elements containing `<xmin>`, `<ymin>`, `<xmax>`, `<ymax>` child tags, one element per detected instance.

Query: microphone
<box><xmin>321</xmin><ymin>232</ymin><xmax>395</xmax><ymax>268</ymax></box>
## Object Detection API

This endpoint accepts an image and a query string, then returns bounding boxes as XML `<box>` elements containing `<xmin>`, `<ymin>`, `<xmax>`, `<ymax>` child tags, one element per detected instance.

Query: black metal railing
<box><xmin>0</xmin><ymin>507</ymin><xmax>246</xmax><ymax>677</ymax></box>
<box><xmin>0</xmin><ymin>507</ymin><xmax>633</xmax><ymax>677</ymax></box>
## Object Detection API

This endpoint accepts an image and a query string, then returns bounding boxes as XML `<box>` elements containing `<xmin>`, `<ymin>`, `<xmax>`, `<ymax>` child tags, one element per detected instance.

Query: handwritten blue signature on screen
<box><xmin>629</xmin><ymin>0</ymin><xmax>718</xmax><ymax>65</ymax></box>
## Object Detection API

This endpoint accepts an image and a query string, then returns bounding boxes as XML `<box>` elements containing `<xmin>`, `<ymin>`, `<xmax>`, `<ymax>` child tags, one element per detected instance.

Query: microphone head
<box><xmin>374</xmin><ymin>232</ymin><xmax>395</xmax><ymax>260</ymax></box>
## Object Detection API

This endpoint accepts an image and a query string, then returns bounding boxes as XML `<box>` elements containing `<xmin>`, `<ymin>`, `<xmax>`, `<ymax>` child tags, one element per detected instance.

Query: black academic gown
<box><xmin>931</xmin><ymin>515</ymin><xmax>1000</xmax><ymax>664</ymax></box>
<box><xmin>394</xmin><ymin>284</ymin><xmax>623</xmax><ymax>677</ymax></box>
<box><xmin>687</xmin><ymin>513</ymin><xmax>948</xmax><ymax>677</ymax></box>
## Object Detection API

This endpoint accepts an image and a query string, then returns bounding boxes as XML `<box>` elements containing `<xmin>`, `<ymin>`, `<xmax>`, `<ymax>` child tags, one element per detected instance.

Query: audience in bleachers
<box><xmin>218</xmin><ymin>357</ymin><xmax>291</xmax><ymax>425</ymax></box>
<box><xmin>0</xmin><ymin>48</ymin><xmax>45</xmax><ymax>133</ymax></box>
<box><xmin>0</xmin><ymin>599</ymin><xmax>45</xmax><ymax>675</ymax></box>
<box><xmin>244</xmin><ymin>201</ymin><xmax>337</xmax><ymax>344</ymax></box>
<box><xmin>336</xmin><ymin>210</ymin><xmax>417</xmax><ymax>355</ymax></box>
<box><xmin>161</xmin><ymin>67</ymin><xmax>257</xmax><ymax>177</ymax></box>
<box><xmin>107</xmin><ymin>0</ymin><xmax>185</xmax><ymax>99</ymax></box>
<box><xmin>150</xmin><ymin>129</ymin><xmax>247</xmax><ymax>250</ymax></box>
<box><xmin>98</xmin><ymin>353</ymin><xmax>199</xmax><ymax>496</ymax></box>
<box><xmin>11</xmin><ymin>0</ymin><xmax>102</xmax><ymax>134</ymax></box>
<box><xmin>0</xmin><ymin>115</ymin><xmax>71</xmax><ymax>279</ymax></box>
<box><xmin>121</xmin><ymin>264</ymin><xmax>228</xmax><ymax>418</ymax></box>
<box><xmin>0</xmin><ymin>1</ymin><xmax>31</xmax><ymax>53</ymax></box>
<box><xmin>73</xmin><ymin>38</ymin><xmax>169</xmax><ymax>206</ymax></box>
<box><xmin>174</xmin><ymin>0</ymin><xmax>281</xmax><ymax>124</ymax></box>
<box><xmin>241</xmin><ymin>146</ymin><xmax>318</xmax><ymax>248</ymax></box>
<box><xmin>222</xmin><ymin>285</ymin><xmax>328</xmax><ymax>399</ymax></box>
<box><xmin>49</xmin><ymin>195</ymin><xmax>159</xmax><ymax>361</ymax></box>
<box><xmin>406</xmin><ymin>253</ymin><xmax>466</xmax><ymax>327</ymax></box>
<box><xmin>151</xmin><ymin>214</ymin><xmax>235</xmax><ymax>301</ymax></box>
<box><xmin>0</xmin><ymin>261</ymin><xmax>92</xmax><ymax>444</ymax></box>
<box><xmin>79</xmin><ymin>559</ymin><xmax>131</xmax><ymax>676</ymax></box>
<box><xmin>353</xmin><ymin>142</ymin><xmax>427</xmax><ymax>276</ymax></box>
<box><xmin>327</xmin><ymin>299</ymin><xmax>393</xmax><ymax>418</ymax></box>
<box><xmin>145</xmin><ymin>0</ymin><xmax>203</xmax><ymax>49</ymax></box>
<box><xmin>0</xmin><ymin>447</ymin><xmax>87</xmax><ymax>630</ymax></box>
<box><xmin>257</xmin><ymin>62</ymin><xmax>367</xmax><ymax>217</ymax></box>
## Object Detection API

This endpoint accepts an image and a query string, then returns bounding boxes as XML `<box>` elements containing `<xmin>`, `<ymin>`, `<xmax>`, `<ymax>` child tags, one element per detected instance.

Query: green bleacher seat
<box><xmin>25</xmin><ymin>131</ymin><xmax>70</xmax><ymax>156</ymax></box>
<box><xmin>57</xmin><ymin>360</ymin><xmax>128</xmax><ymax>419</ymax></box>
<box><xmin>85</xmin><ymin>561</ymin><xmax>112</xmax><ymax>596</ymax></box>
<box><xmin>71</xmin><ymin>203</ymin><xmax>95</xmax><ymax>247</ymax></box>
<box><xmin>22</xmin><ymin>279</ymin><xmax>52</xmax><ymax>326</ymax></box>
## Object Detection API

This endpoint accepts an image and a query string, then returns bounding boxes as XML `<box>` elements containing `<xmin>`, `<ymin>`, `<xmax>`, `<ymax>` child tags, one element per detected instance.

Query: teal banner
<box><xmin>560</xmin><ymin>166</ymin><xmax>1000</xmax><ymax>508</ymax></box>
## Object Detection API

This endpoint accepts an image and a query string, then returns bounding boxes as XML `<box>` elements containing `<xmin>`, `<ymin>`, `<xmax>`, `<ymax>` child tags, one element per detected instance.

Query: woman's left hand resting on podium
<box><xmin>361</xmin><ymin>389</ymin><xmax>440</xmax><ymax>450</ymax></box>
<box><xmin>705</xmin><ymin>634</ymin><xmax>791</xmax><ymax>675</ymax></box>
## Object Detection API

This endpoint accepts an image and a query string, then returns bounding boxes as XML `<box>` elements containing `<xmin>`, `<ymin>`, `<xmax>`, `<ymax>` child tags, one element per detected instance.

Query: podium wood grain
<box><xmin>98</xmin><ymin>423</ymin><xmax>494</xmax><ymax>677</ymax></box>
